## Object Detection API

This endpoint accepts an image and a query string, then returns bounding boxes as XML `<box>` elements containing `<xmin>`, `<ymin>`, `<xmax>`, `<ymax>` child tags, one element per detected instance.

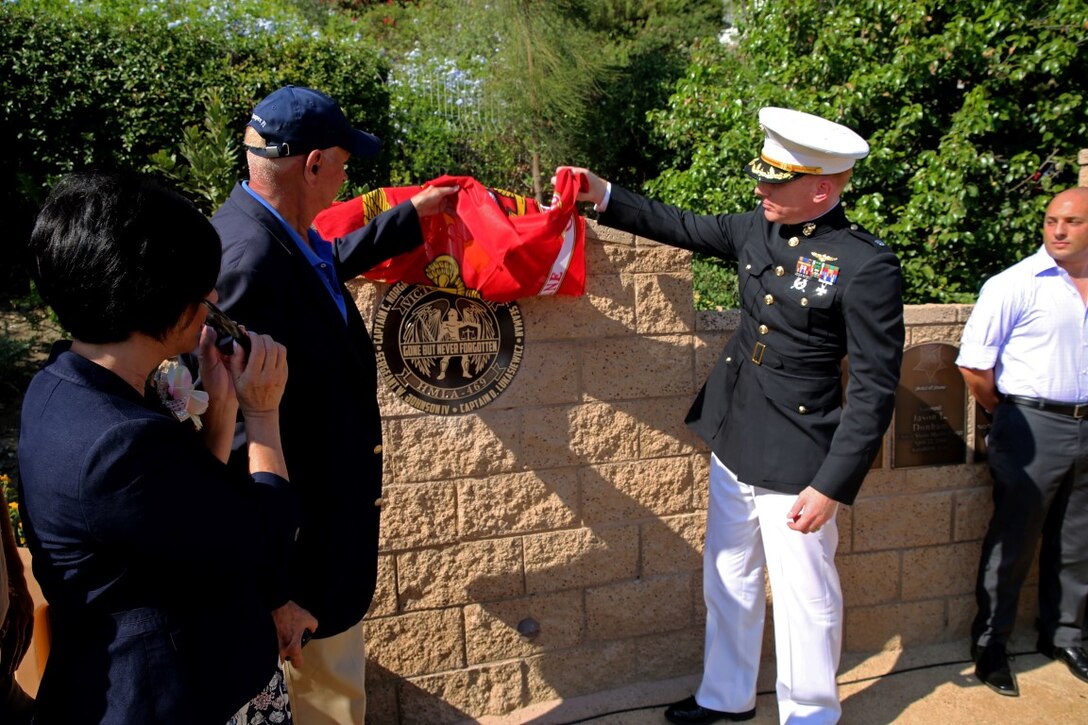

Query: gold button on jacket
<box><xmin>597</xmin><ymin>184</ymin><xmax>904</xmax><ymax>505</ymax></box>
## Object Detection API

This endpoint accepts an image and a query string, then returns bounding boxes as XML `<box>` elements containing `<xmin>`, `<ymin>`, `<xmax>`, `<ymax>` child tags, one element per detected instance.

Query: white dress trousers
<box><xmin>696</xmin><ymin>454</ymin><xmax>843</xmax><ymax>724</ymax></box>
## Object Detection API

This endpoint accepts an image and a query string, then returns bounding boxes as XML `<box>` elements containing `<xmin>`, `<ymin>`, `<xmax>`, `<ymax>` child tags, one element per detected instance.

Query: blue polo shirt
<box><xmin>242</xmin><ymin>182</ymin><xmax>348</xmax><ymax>323</ymax></box>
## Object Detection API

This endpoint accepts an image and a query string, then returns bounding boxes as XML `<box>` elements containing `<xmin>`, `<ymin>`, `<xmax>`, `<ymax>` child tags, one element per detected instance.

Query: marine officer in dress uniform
<box><xmin>557</xmin><ymin>107</ymin><xmax>904</xmax><ymax>724</ymax></box>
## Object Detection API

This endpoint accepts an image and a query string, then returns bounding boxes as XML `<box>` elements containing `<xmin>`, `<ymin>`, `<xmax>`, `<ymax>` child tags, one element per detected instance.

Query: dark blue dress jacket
<box><xmin>17</xmin><ymin>344</ymin><xmax>298</xmax><ymax>724</ymax></box>
<box><xmin>601</xmin><ymin>186</ymin><xmax>905</xmax><ymax>504</ymax></box>
<box><xmin>211</xmin><ymin>183</ymin><xmax>424</xmax><ymax>637</ymax></box>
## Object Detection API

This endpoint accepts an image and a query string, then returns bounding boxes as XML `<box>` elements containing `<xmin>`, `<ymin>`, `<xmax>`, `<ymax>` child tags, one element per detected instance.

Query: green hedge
<box><xmin>0</xmin><ymin>4</ymin><xmax>390</xmax><ymax>298</ymax></box>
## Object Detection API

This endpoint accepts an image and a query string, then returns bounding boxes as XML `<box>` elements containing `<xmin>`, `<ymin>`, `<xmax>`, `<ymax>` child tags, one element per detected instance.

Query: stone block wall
<box><xmin>345</xmin><ymin>221</ymin><xmax>1008</xmax><ymax>723</ymax></box>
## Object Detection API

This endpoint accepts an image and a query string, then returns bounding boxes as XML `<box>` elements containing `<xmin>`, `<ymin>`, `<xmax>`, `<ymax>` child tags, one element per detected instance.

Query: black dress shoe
<box><xmin>974</xmin><ymin>643</ymin><xmax>1019</xmax><ymax>697</ymax></box>
<box><xmin>664</xmin><ymin>695</ymin><xmax>756</xmax><ymax>724</ymax></box>
<box><xmin>1037</xmin><ymin>639</ymin><xmax>1088</xmax><ymax>684</ymax></box>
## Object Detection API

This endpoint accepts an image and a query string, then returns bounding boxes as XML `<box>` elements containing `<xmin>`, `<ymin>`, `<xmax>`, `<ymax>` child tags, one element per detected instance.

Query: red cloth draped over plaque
<box><xmin>313</xmin><ymin>169</ymin><xmax>586</xmax><ymax>302</ymax></box>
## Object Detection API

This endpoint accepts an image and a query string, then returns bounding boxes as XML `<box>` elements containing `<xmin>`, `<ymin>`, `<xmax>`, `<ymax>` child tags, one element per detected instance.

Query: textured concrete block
<box><xmin>457</xmin><ymin>469</ymin><xmax>580</xmax><ymax>539</ymax></box>
<box><xmin>694</xmin><ymin>565</ymin><xmax>707</xmax><ymax>622</ymax></box>
<box><xmin>490</xmin><ymin>339</ymin><xmax>581</xmax><ymax>409</ymax></box>
<box><xmin>844</xmin><ymin>600</ymin><xmax>949</xmax><ymax>651</ymax></box>
<box><xmin>586</xmin><ymin>574</ymin><xmax>693</xmax><ymax>639</ymax></box>
<box><xmin>587</xmin><ymin>221</ymin><xmax>637</xmax><ymax>246</ymax></box>
<box><xmin>520</xmin><ymin>274</ymin><xmax>636</xmax><ymax>340</ymax></box>
<box><xmin>642</xmin><ymin>514</ymin><xmax>705</xmax><ymax>576</ymax></box>
<box><xmin>379</xmin><ymin>482</ymin><xmax>459</xmax><ymax>551</ymax></box>
<box><xmin>367</xmin><ymin>554</ymin><xmax>398</xmax><ymax>618</ymax></box>
<box><xmin>907</xmin><ymin>324</ymin><xmax>965</xmax><ymax>345</ymax></box>
<box><xmin>515</xmin><ymin>402</ymin><xmax>644</xmax><ymax>469</ymax></box>
<box><xmin>397</xmin><ymin>539</ymin><xmax>524</xmax><ymax>611</ymax></box>
<box><xmin>400</xmin><ymin>662</ymin><xmax>525</xmax><ymax>725</ymax></box>
<box><xmin>697</xmin><ymin>309</ymin><xmax>741</xmax><ymax>332</ymax></box>
<box><xmin>852</xmin><ymin>492</ymin><xmax>955</xmax><ymax>551</ymax></box>
<box><xmin>903</xmin><ymin>304</ymin><xmax>962</xmax><ymax>325</ymax></box>
<box><xmin>364</xmin><ymin>608</ymin><xmax>464</xmax><ymax>678</ymax></box>
<box><xmin>635</xmin><ymin>272</ymin><xmax>695</xmax><ymax>335</ymax></box>
<box><xmin>464</xmin><ymin>590</ymin><xmax>585</xmax><ymax>664</ymax></box>
<box><xmin>627</xmin><ymin>397</ymin><xmax>702</xmax><ymax>459</ymax></box>
<box><xmin>901</xmin><ymin>542</ymin><xmax>981</xmax><ymax>600</ymax></box>
<box><xmin>692</xmin><ymin>454</ymin><xmax>710</xmax><ymax>510</ymax></box>
<box><xmin>526</xmin><ymin>640</ymin><xmax>640</xmax><ymax>701</ymax></box>
<box><xmin>694</xmin><ymin>332</ymin><xmax>728</xmax><ymax>384</ymax></box>
<box><xmin>516</xmin><ymin>405</ymin><xmax>582</xmax><ymax>469</ymax></box>
<box><xmin>837</xmin><ymin>504</ymin><xmax>854</xmax><ymax>554</ymax></box>
<box><xmin>838</xmin><ymin>550</ymin><xmax>901</xmax><ymax>607</ymax></box>
<box><xmin>953</xmin><ymin>486</ymin><xmax>994</xmax><ymax>542</ymax></box>
<box><xmin>628</xmin><ymin>242</ymin><xmax>692</xmax><ymax>274</ymax></box>
<box><xmin>345</xmin><ymin>277</ymin><xmax>383</xmax><ymax>317</ymax></box>
<box><xmin>363</xmin><ymin>676</ymin><xmax>399</xmax><ymax>725</ymax></box>
<box><xmin>862</xmin><ymin>464</ymin><xmax>987</xmax><ymax>496</ymax></box>
<box><xmin>945</xmin><ymin>594</ymin><xmax>975</xmax><ymax>642</ymax></box>
<box><xmin>585</xmin><ymin>238</ymin><xmax>639</xmax><ymax>274</ymax></box>
<box><xmin>634</xmin><ymin>626</ymin><xmax>706</xmax><ymax>681</ymax></box>
<box><xmin>524</xmin><ymin>524</ymin><xmax>639</xmax><ymax>593</ymax></box>
<box><xmin>386</xmin><ymin>413</ymin><xmax>521</xmax><ymax>482</ymax></box>
<box><xmin>582</xmin><ymin>457</ymin><xmax>693</xmax><ymax>524</ymax></box>
<box><xmin>567</xmin><ymin>402</ymin><xmax>641</xmax><ymax>463</ymax></box>
<box><xmin>376</xmin><ymin>382</ymin><xmax>427</xmax><ymax>419</ymax></box>
<box><xmin>582</xmin><ymin>334</ymin><xmax>694</xmax><ymax>401</ymax></box>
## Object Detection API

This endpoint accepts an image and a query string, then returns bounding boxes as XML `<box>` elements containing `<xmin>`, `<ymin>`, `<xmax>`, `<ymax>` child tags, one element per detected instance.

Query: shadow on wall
<box><xmin>354</xmin><ymin>263</ymin><xmax>1044</xmax><ymax>722</ymax></box>
<box><xmin>361</xmin><ymin>280</ymin><xmax>716</xmax><ymax>724</ymax></box>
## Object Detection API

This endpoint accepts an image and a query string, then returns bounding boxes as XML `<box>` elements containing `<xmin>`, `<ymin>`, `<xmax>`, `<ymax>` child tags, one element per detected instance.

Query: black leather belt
<box><xmin>1003</xmin><ymin>394</ymin><xmax>1088</xmax><ymax>419</ymax></box>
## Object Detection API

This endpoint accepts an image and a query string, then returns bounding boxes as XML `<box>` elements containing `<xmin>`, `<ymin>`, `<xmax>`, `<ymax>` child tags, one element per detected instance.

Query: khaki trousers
<box><xmin>285</xmin><ymin>621</ymin><xmax>367</xmax><ymax>724</ymax></box>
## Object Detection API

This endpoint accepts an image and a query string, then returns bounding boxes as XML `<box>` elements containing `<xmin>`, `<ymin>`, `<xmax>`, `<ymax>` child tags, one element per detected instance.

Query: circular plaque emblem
<box><xmin>373</xmin><ymin>282</ymin><xmax>524</xmax><ymax>415</ymax></box>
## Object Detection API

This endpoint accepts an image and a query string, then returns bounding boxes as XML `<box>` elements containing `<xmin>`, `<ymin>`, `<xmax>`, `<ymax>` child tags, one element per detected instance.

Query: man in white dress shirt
<box><xmin>957</xmin><ymin>186</ymin><xmax>1088</xmax><ymax>696</ymax></box>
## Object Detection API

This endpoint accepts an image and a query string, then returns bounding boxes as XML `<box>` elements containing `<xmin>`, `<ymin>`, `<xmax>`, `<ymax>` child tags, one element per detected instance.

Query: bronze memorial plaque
<box><xmin>892</xmin><ymin>342</ymin><xmax>967</xmax><ymax>468</ymax></box>
<box><xmin>373</xmin><ymin>271</ymin><xmax>524</xmax><ymax>415</ymax></box>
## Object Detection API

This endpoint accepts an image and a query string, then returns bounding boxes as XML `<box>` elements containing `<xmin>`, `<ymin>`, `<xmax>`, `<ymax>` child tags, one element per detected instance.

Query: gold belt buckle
<box><xmin>751</xmin><ymin>341</ymin><xmax>766</xmax><ymax>366</ymax></box>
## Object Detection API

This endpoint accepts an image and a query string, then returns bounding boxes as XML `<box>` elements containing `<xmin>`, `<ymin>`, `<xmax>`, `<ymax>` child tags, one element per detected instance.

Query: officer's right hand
<box><xmin>553</xmin><ymin>167</ymin><xmax>607</xmax><ymax>207</ymax></box>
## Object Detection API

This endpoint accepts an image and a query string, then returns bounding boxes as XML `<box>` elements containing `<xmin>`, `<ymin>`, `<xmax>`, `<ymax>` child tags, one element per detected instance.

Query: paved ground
<box><xmin>479</xmin><ymin>634</ymin><xmax>1088</xmax><ymax>724</ymax></box>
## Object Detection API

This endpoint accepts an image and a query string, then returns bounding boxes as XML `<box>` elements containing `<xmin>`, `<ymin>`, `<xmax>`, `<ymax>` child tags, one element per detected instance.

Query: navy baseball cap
<box><xmin>246</xmin><ymin>85</ymin><xmax>381</xmax><ymax>159</ymax></box>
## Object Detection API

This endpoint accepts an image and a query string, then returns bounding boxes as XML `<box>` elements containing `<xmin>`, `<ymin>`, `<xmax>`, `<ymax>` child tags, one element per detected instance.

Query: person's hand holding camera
<box><xmin>230</xmin><ymin>332</ymin><xmax>290</xmax><ymax>479</ymax></box>
<box><xmin>229</xmin><ymin>331</ymin><xmax>287</xmax><ymax>418</ymax></box>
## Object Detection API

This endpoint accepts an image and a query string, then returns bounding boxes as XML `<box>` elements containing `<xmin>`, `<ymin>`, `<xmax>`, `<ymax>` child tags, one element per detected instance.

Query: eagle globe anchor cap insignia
<box><xmin>372</xmin><ymin>255</ymin><xmax>524</xmax><ymax>415</ymax></box>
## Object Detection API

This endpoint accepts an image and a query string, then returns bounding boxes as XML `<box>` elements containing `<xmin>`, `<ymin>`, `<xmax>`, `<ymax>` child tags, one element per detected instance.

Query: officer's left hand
<box><xmin>786</xmin><ymin>486</ymin><xmax>838</xmax><ymax>534</ymax></box>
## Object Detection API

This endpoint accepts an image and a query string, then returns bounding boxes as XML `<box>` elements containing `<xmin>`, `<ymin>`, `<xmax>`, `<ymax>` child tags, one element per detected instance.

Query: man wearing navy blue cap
<box><xmin>558</xmin><ymin>107</ymin><xmax>904</xmax><ymax>723</ymax></box>
<box><xmin>212</xmin><ymin>85</ymin><xmax>458</xmax><ymax>723</ymax></box>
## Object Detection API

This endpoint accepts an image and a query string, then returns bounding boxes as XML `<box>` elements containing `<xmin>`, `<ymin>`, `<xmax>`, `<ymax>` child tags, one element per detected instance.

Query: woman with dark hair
<box><xmin>17</xmin><ymin>172</ymin><xmax>316</xmax><ymax>724</ymax></box>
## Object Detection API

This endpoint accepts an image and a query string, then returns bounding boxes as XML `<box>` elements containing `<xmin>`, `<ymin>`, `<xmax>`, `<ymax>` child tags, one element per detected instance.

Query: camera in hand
<box><xmin>202</xmin><ymin>299</ymin><xmax>252</xmax><ymax>355</ymax></box>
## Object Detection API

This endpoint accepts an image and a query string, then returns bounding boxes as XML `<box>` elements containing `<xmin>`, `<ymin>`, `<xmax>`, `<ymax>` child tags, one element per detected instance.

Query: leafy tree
<box><xmin>647</xmin><ymin>0</ymin><xmax>1088</xmax><ymax>306</ymax></box>
<box><xmin>0</xmin><ymin>1</ymin><xmax>389</xmax><ymax>297</ymax></box>
<box><xmin>576</xmin><ymin>0</ymin><xmax>724</xmax><ymax>189</ymax></box>
<box><xmin>340</xmin><ymin>0</ymin><xmax>723</xmax><ymax>195</ymax></box>
<box><xmin>150</xmin><ymin>89</ymin><xmax>240</xmax><ymax>215</ymax></box>
<box><xmin>483</xmin><ymin>0</ymin><xmax>611</xmax><ymax>202</ymax></box>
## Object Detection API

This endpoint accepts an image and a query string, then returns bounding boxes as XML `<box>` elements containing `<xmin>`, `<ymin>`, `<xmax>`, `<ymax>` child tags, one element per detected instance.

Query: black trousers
<box><xmin>973</xmin><ymin>401</ymin><xmax>1088</xmax><ymax>649</ymax></box>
